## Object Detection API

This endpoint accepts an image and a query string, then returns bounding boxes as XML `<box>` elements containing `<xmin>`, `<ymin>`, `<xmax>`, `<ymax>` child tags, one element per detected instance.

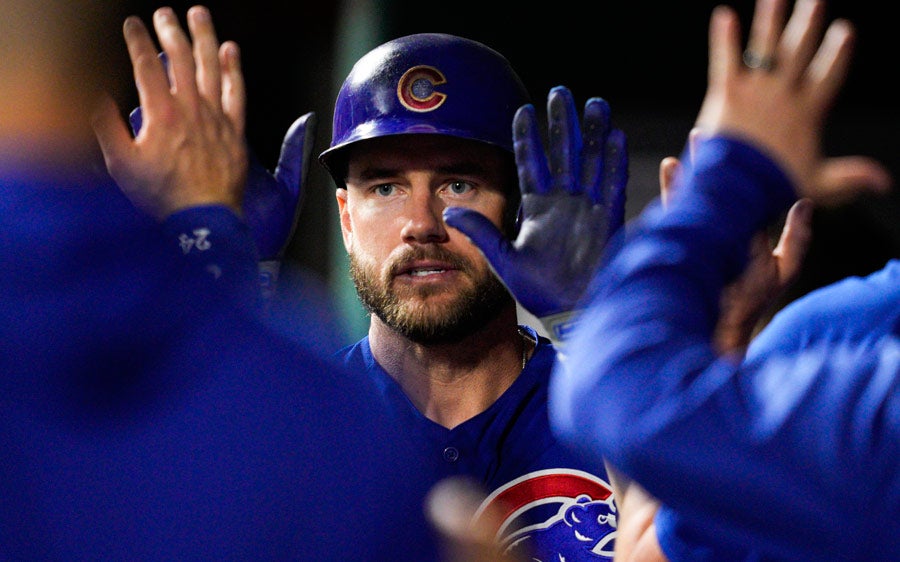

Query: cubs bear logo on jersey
<box><xmin>473</xmin><ymin>469</ymin><xmax>617</xmax><ymax>561</ymax></box>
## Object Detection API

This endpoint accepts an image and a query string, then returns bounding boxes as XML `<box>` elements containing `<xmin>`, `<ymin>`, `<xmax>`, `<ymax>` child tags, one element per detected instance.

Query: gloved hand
<box><xmin>242</xmin><ymin>113</ymin><xmax>316</xmax><ymax>262</ymax></box>
<box><xmin>443</xmin><ymin>85</ymin><xmax>627</xmax><ymax>347</ymax></box>
<box><xmin>128</xmin><ymin>52</ymin><xmax>315</xmax><ymax>263</ymax></box>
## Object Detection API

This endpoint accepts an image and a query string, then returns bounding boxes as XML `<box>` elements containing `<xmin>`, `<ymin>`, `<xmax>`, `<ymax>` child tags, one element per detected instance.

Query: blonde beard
<box><xmin>348</xmin><ymin>250</ymin><xmax>513</xmax><ymax>344</ymax></box>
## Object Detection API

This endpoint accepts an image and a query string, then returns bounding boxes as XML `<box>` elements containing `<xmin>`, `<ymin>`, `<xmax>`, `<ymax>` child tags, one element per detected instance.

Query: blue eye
<box><xmin>374</xmin><ymin>184</ymin><xmax>395</xmax><ymax>196</ymax></box>
<box><xmin>447</xmin><ymin>181</ymin><xmax>473</xmax><ymax>195</ymax></box>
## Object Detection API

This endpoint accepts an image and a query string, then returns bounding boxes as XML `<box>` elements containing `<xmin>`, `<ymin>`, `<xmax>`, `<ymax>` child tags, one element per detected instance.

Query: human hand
<box><xmin>660</xmin><ymin>128</ymin><xmax>813</xmax><ymax>355</ymax></box>
<box><xmin>601</xmin><ymin>464</ymin><xmax>667</xmax><ymax>562</ymax></box>
<box><xmin>128</xmin><ymin>53</ymin><xmax>315</xmax><ymax>260</ymax></box>
<box><xmin>694</xmin><ymin>0</ymin><xmax>891</xmax><ymax>202</ymax></box>
<box><xmin>426</xmin><ymin>477</ymin><xmax>524</xmax><ymax>562</ymax></box>
<box><xmin>444</xmin><ymin>85</ymin><xmax>627</xmax><ymax>344</ymax></box>
<box><xmin>92</xmin><ymin>6</ymin><xmax>247</xmax><ymax>220</ymax></box>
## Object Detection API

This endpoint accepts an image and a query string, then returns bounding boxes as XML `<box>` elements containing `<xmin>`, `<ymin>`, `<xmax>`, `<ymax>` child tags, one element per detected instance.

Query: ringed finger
<box><xmin>743</xmin><ymin>0</ymin><xmax>787</xmax><ymax>70</ymax></box>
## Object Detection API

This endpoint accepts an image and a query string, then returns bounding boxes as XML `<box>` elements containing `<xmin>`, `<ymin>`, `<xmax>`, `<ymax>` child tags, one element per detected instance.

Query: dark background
<box><xmin>111</xmin><ymin>0</ymin><xmax>899</xmax><ymax>339</ymax></box>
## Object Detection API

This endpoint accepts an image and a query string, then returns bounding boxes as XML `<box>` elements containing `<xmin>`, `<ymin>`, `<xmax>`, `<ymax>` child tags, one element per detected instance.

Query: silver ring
<box><xmin>743</xmin><ymin>50</ymin><xmax>775</xmax><ymax>71</ymax></box>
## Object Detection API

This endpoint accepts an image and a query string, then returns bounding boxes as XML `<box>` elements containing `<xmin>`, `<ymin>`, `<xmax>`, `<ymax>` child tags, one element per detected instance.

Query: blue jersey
<box><xmin>550</xmin><ymin>137</ymin><xmax>900</xmax><ymax>561</ymax></box>
<box><xmin>338</xmin><ymin>325</ymin><xmax>618</xmax><ymax>561</ymax></box>
<box><xmin>0</xmin><ymin>169</ymin><xmax>438</xmax><ymax>561</ymax></box>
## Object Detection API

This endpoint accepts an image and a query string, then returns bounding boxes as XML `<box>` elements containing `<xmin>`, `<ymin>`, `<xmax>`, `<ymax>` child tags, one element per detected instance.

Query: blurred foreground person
<box><xmin>1</xmin><ymin>2</ymin><xmax>437</xmax><ymax>559</ymax></box>
<box><xmin>549</xmin><ymin>0</ymin><xmax>896</xmax><ymax>560</ymax></box>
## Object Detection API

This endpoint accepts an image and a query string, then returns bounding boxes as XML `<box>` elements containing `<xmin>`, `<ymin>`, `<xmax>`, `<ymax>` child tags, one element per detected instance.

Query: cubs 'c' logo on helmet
<box><xmin>472</xmin><ymin>469</ymin><xmax>617</xmax><ymax>561</ymax></box>
<box><xmin>397</xmin><ymin>66</ymin><xmax>447</xmax><ymax>112</ymax></box>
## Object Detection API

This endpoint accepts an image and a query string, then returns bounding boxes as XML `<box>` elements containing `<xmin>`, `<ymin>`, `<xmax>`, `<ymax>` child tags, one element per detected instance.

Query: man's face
<box><xmin>336</xmin><ymin>134</ymin><xmax>515</xmax><ymax>344</ymax></box>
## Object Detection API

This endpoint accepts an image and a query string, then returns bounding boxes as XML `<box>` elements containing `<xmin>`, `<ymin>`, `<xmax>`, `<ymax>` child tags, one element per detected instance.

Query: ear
<box><xmin>335</xmin><ymin>188</ymin><xmax>353</xmax><ymax>252</ymax></box>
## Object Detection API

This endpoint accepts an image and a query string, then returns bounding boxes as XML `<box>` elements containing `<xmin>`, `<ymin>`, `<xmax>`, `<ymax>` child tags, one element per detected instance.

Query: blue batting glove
<box><xmin>242</xmin><ymin>112</ymin><xmax>316</xmax><ymax>262</ymax></box>
<box><xmin>443</xmin><ymin>85</ymin><xmax>627</xmax><ymax>345</ymax></box>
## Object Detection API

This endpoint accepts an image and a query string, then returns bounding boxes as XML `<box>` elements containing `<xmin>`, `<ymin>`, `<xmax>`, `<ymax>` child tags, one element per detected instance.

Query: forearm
<box><xmin>551</xmin><ymin>136</ymin><xmax>799</xmax><ymax>532</ymax></box>
<box><xmin>552</xmin><ymin>136</ymin><xmax>795</xmax><ymax>447</ymax></box>
<box><xmin>163</xmin><ymin>204</ymin><xmax>262</xmax><ymax>310</ymax></box>
<box><xmin>552</xmin><ymin>137</ymin><xmax>899</xmax><ymax>556</ymax></box>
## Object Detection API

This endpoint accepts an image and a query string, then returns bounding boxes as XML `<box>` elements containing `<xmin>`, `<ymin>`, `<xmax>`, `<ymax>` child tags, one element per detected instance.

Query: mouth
<box><xmin>395</xmin><ymin>261</ymin><xmax>458</xmax><ymax>279</ymax></box>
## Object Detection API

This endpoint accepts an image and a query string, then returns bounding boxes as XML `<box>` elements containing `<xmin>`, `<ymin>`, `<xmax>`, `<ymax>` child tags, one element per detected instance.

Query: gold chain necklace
<box><xmin>518</xmin><ymin>327</ymin><xmax>535</xmax><ymax>370</ymax></box>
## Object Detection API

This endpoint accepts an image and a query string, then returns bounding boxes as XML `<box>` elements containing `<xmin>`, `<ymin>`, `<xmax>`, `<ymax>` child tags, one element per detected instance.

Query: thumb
<box><xmin>426</xmin><ymin>477</ymin><xmax>521</xmax><ymax>562</ymax></box>
<box><xmin>91</xmin><ymin>93</ymin><xmax>134</xmax><ymax>179</ymax></box>
<box><xmin>273</xmin><ymin>112</ymin><xmax>317</xmax><ymax>200</ymax></box>
<box><xmin>443</xmin><ymin>206</ymin><xmax>513</xmax><ymax>275</ymax></box>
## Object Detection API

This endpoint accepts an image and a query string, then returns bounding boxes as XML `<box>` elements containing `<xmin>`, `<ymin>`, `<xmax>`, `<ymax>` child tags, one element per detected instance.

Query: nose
<box><xmin>400</xmin><ymin>190</ymin><xmax>448</xmax><ymax>244</ymax></box>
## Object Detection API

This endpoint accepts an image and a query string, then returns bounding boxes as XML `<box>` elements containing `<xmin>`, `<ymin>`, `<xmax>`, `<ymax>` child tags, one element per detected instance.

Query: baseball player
<box><xmin>112</xmin><ymin>17</ymin><xmax>629</xmax><ymax>561</ymax></box>
<box><xmin>319</xmin><ymin>33</ymin><xmax>627</xmax><ymax>560</ymax></box>
<box><xmin>549</xmin><ymin>0</ymin><xmax>897</xmax><ymax>559</ymax></box>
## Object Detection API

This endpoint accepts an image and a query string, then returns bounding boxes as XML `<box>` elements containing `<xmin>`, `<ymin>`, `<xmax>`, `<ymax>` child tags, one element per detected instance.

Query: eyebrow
<box><xmin>350</xmin><ymin>166</ymin><xmax>398</xmax><ymax>182</ymax></box>
<box><xmin>351</xmin><ymin>161</ymin><xmax>491</xmax><ymax>182</ymax></box>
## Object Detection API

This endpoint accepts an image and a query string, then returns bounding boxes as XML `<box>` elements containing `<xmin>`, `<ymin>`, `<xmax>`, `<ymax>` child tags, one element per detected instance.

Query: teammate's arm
<box><xmin>660</xmin><ymin>128</ymin><xmax>814</xmax><ymax>356</ymax></box>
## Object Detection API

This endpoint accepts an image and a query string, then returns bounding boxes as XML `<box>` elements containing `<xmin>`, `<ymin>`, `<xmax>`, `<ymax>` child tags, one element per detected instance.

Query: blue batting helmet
<box><xmin>319</xmin><ymin>33</ymin><xmax>531</xmax><ymax>177</ymax></box>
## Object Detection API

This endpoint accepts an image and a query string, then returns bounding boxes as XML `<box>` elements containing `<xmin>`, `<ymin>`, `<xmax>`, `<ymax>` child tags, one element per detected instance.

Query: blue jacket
<box><xmin>549</xmin><ymin>137</ymin><xmax>899</xmax><ymax>561</ymax></box>
<box><xmin>0</xmin><ymin>167</ymin><xmax>438</xmax><ymax>560</ymax></box>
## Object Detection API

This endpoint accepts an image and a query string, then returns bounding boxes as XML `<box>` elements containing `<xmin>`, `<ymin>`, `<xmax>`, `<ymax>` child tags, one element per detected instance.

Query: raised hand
<box><xmin>92</xmin><ymin>6</ymin><xmax>247</xmax><ymax>221</ymax></box>
<box><xmin>444</xmin><ymin>85</ymin><xmax>627</xmax><ymax>344</ymax></box>
<box><xmin>426</xmin><ymin>477</ymin><xmax>524</xmax><ymax>562</ymax></box>
<box><xmin>127</xmin><ymin>53</ymin><xmax>315</xmax><ymax>261</ymax></box>
<box><xmin>695</xmin><ymin>0</ymin><xmax>891</xmax><ymax>202</ymax></box>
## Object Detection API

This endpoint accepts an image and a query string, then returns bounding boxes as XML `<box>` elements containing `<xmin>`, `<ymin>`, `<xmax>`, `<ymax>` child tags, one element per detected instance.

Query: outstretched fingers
<box><xmin>220</xmin><ymin>40</ymin><xmax>246</xmax><ymax>138</ymax></box>
<box><xmin>546</xmin><ymin>86</ymin><xmax>582</xmax><ymax>196</ymax></box>
<box><xmin>745</xmin><ymin>0</ymin><xmax>787</xmax><ymax>66</ymax></box>
<box><xmin>806</xmin><ymin>19</ymin><xmax>855</xmax><ymax>117</ymax></box>
<box><xmin>777</xmin><ymin>0</ymin><xmax>825</xmax><ymax>84</ymax></box>
<box><xmin>513</xmin><ymin>104</ymin><xmax>551</xmax><ymax>196</ymax></box>
<box><xmin>813</xmin><ymin>155</ymin><xmax>893</xmax><ymax>204</ymax></box>
<box><xmin>771</xmin><ymin>198</ymin><xmax>814</xmax><ymax>286</ymax></box>
<box><xmin>707</xmin><ymin>5</ymin><xmax>743</xmax><ymax>90</ymax></box>
<box><xmin>91</xmin><ymin>93</ymin><xmax>134</xmax><ymax>181</ymax></box>
<box><xmin>273</xmin><ymin>112</ymin><xmax>317</xmax><ymax>198</ymax></box>
<box><xmin>124</xmin><ymin>15</ymin><xmax>171</xmax><ymax>122</ymax></box>
<box><xmin>602</xmin><ymin>128</ymin><xmax>628</xmax><ymax>235</ymax></box>
<box><xmin>152</xmin><ymin>8</ymin><xmax>198</xmax><ymax>104</ymax></box>
<box><xmin>187</xmin><ymin>6</ymin><xmax>223</xmax><ymax>108</ymax></box>
<box><xmin>580</xmin><ymin>97</ymin><xmax>611</xmax><ymax>205</ymax></box>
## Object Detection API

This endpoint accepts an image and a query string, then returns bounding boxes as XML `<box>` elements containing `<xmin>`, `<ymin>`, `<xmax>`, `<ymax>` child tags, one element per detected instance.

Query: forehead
<box><xmin>344</xmin><ymin>134</ymin><xmax>510</xmax><ymax>178</ymax></box>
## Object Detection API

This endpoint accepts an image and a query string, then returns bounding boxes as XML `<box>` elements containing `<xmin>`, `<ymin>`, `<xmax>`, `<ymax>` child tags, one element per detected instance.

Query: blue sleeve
<box><xmin>162</xmin><ymin>205</ymin><xmax>262</xmax><ymax>310</ymax></box>
<box><xmin>548</xmin><ymin>136</ymin><xmax>900</xmax><ymax>559</ymax></box>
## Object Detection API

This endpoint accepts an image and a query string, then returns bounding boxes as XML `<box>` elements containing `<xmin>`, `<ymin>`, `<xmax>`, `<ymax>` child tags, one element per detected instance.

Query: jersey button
<box><xmin>442</xmin><ymin>446</ymin><xmax>460</xmax><ymax>463</ymax></box>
